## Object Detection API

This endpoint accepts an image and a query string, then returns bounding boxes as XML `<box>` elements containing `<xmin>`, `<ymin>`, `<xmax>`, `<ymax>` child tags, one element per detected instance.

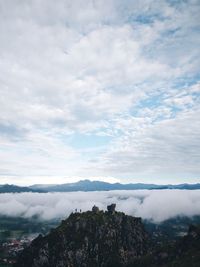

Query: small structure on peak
<box><xmin>107</xmin><ymin>203</ymin><xmax>116</xmax><ymax>214</ymax></box>
<box><xmin>92</xmin><ymin>205</ymin><xmax>99</xmax><ymax>213</ymax></box>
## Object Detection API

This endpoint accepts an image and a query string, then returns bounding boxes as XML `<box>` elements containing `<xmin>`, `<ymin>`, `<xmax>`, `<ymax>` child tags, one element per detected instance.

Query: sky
<box><xmin>1</xmin><ymin>190</ymin><xmax>200</xmax><ymax>222</ymax></box>
<box><xmin>0</xmin><ymin>0</ymin><xmax>200</xmax><ymax>186</ymax></box>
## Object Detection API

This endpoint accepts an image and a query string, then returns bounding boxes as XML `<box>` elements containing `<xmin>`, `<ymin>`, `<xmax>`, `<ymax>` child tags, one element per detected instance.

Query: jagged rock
<box><xmin>92</xmin><ymin>205</ymin><xmax>99</xmax><ymax>213</ymax></box>
<box><xmin>15</xmin><ymin>208</ymin><xmax>149</xmax><ymax>267</ymax></box>
<box><xmin>107</xmin><ymin>203</ymin><xmax>116</xmax><ymax>214</ymax></box>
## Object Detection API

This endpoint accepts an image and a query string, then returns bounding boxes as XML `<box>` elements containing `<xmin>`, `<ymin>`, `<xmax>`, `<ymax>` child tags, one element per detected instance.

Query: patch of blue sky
<box><xmin>166</xmin><ymin>0</ymin><xmax>188</xmax><ymax>7</ymax></box>
<box><xmin>161</xmin><ymin>27</ymin><xmax>181</xmax><ymax>38</ymax></box>
<box><xmin>129</xmin><ymin>92</ymin><xmax>182</xmax><ymax>122</ymax></box>
<box><xmin>169</xmin><ymin>106</ymin><xmax>184</xmax><ymax>118</ymax></box>
<box><xmin>173</xmin><ymin>75</ymin><xmax>200</xmax><ymax>90</ymax></box>
<box><xmin>127</xmin><ymin>12</ymin><xmax>166</xmax><ymax>25</ymax></box>
<box><xmin>134</xmin><ymin>93</ymin><xmax>164</xmax><ymax>111</ymax></box>
<box><xmin>61</xmin><ymin>132</ymin><xmax>112</xmax><ymax>150</ymax></box>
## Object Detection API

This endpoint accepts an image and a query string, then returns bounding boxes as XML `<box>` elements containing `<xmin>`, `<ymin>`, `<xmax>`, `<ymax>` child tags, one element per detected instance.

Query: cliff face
<box><xmin>15</xmin><ymin>207</ymin><xmax>149</xmax><ymax>267</ymax></box>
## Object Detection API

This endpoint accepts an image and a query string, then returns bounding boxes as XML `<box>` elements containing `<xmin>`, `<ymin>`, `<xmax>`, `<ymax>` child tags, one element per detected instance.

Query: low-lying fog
<box><xmin>1</xmin><ymin>190</ymin><xmax>200</xmax><ymax>223</ymax></box>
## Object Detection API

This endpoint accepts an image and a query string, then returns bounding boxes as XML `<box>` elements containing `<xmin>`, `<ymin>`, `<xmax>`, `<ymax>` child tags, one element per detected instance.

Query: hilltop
<box><xmin>14</xmin><ymin>204</ymin><xmax>149</xmax><ymax>267</ymax></box>
<box><xmin>14</xmin><ymin>204</ymin><xmax>200</xmax><ymax>267</ymax></box>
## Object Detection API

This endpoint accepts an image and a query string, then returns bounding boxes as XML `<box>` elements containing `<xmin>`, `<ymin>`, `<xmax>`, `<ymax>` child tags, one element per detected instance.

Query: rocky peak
<box><xmin>15</xmin><ymin>206</ymin><xmax>149</xmax><ymax>267</ymax></box>
<box><xmin>107</xmin><ymin>203</ymin><xmax>116</xmax><ymax>214</ymax></box>
<box><xmin>92</xmin><ymin>205</ymin><xmax>100</xmax><ymax>213</ymax></box>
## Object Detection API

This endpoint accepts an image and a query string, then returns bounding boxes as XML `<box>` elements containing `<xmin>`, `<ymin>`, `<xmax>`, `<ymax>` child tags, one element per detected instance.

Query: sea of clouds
<box><xmin>1</xmin><ymin>190</ymin><xmax>200</xmax><ymax>223</ymax></box>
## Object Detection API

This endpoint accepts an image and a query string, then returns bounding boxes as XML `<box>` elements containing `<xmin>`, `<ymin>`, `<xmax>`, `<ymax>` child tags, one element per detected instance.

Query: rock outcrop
<box><xmin>107</xmin><ymin>203</ymin><xmax>116</xmax><ymax>214</ymax></box>
<box><xmin>15</xmin><ymin>206</ymin><xmax>149</xmax><ymax>267</ymax></box>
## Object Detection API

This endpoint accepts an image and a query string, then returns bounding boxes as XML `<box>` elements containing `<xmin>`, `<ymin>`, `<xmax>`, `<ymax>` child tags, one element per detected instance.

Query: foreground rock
<box><xmin>132</xmin><ymin>224</ymin><xmax>200</xmax><ymax>267</ymax></box>
<box><xmin>15</xmin><ymin>205</ymin><xmax>149</xmax><ymax>267</ymax></box>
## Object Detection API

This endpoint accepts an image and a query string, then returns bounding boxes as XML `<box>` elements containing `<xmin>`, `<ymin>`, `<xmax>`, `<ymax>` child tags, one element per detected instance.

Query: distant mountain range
<box><xmin>1</xmin><ymin>179</ymin><xmax>200</xmax><ymax>193</ymax></box>
<box><xmin>0</xmin><ymin>184</ymin><xmax>45</xmax><ymax>193</ymax></box>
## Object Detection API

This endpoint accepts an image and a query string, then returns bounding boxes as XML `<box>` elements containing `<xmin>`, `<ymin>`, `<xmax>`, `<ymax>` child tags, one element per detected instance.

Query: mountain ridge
<box><xmin>1</xmin><ymin>180</ymin><xmax>200</xmax><ymax>193</ymax></box>
<box><xmin>30</xmin><ymin>179</ymin><xmax>200</xmax><ymax>192</ymax></box>
<box><xmin>0</xmin><ymin>184</ymin><xmax>45</xmax><ymax>193</ymax></box>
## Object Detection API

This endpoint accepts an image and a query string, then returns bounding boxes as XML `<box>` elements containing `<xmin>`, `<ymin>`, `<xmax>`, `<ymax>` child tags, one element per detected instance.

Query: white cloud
<box><xmin>0</xmin><ymin>0</ymin><xmax>199</xmax><ymax>184</ymax></box>
<box><xmin>93</xmin><ymin>107</ymin><xmax>200</xmax><ymax>183</ymax></box>
<box><xmin>0</xmin><ymin>190</ymin><xmax>200</xmax><ymax>222</ymax></box>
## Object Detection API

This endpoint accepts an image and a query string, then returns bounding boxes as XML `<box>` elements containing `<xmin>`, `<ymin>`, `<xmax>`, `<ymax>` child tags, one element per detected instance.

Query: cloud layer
<box><xmin>1</xmin><ymin>190</ymin><xmax>200</xmax><ymax>222</ymax></box>
<box><xmin>0</xmin><ymin>0</ymin><xmax>200</xmax><ymax>184</ymax></box>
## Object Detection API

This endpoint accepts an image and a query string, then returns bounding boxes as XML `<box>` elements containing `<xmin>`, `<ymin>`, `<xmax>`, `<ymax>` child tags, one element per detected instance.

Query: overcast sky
<box><xmin>0</xmin><ymin>0</ymin><xmax>200</xmax><ymax>185</ymax></box>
